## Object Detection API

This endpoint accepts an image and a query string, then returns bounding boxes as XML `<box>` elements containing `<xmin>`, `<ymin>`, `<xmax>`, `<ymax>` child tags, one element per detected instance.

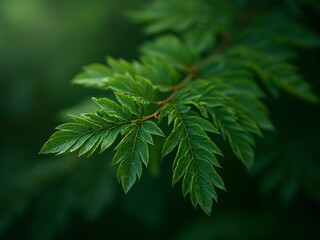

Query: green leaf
<box><xmin>183</xmin><ymin>115</ymin><xmax>219</xmax><ymax>134</ymax></box>
<box><xmin>100</xmin><ymin>128</ymin><xmax>121</xmax><ymax>153</ymax></box>
<box><xmin>172</xmin><ymin>138</ymin><xmax>189</xmax><ymax>184</ymax></box>
<box><xmin>251</xmin><ymin>57</ymin><xmax>318</xmax><ymax>102</ymax></box>
<box><xmin>190</xmin><ymin>172</ymin><xmax>217</xmax><ymax>216</ymax></box>
<box><xmin>93</xmin><ymin>97</ymin><xmax>128</xmax><ymax>120</ymax></box>
<box><xmin>107</xmin><ymin>73</ymin><xmax>156</xmax><ymax>102</ymax></box>
<box><xmin>162</xmin><ymin>103</ymin><xmax>223</xmax><ymax>215</ymax></box>
<box><xmin>205</xmin><ymin>97</ymin><xmax>255</xmax><ymax>168</ymax></box>
<box><xmin>172</xmin><ymin>81</ymin><xmax>262</xmax><ymax>168</ymax></box>
<box><xmin>40</xmin><ymin>125</ymin><xmax>105</xmax><ymax>157</ymax></box>
<box><xmin>230</xmin><ymin>95</ymin><xmax>274</xmax><ymax>130</ymax></box>
<box><xmin>226</xmin><ymin>47</ymin><xmax>319</xmax><ymax>103</ymax></box>
<box><xmin>139</xmin><ymin>56</ymin><xmax>181</xmax><ymax>90</ymax></box>
<box><xmin>72</xmin><ymin>64</ymin><xmax>110</xmax><ymax>88</ymax></box>
<box><xmin>130</xmin><ymin>0</ymin><xmax>205</xmax><ymax>34</ymax></box>
<box><xmin>40</xmin><ymin>96</ymin><xmax>143</xmax><ymax>156</ymax></box>
<box><xmin>40</xmin><ymin>131</ymin><xmax>79</xmax><ymax>154</ymax></box>
<box><xmin>141</xmin><ymin>121</ymin><xmax>165</xmax><ymax>137</ymax></box>
<box><xmin>106</xmin><ymin>57</ymin><xmax>136</xmax><ymax>76</ymax></box>
<box><xmin>114</xmin><ymin>121</ymin><xmax>164</xmax><ymax>193</ymax></box>
<box><xmin>141</xmin><ymin>35</ymin><xmax>199</xmax><ymax>69</ymax></box>
<box><xmin>242</xmin><ymin>11</ymin><xmax>320</xmax><ymax>48</ymax></box>
<box><xmin>131</xmin><ymin>0</ymin><xmax>233</xmax><ymax>55</ymax></box>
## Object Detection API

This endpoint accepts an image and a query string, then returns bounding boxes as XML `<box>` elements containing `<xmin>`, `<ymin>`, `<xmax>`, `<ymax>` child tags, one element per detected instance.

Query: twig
<box><xmin>135</xmin><ymin>6</ymin><xmax>264</xmax><ymax>123</ymax></box>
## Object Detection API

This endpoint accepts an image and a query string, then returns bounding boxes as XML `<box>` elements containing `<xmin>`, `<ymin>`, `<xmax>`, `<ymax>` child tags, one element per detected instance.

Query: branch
<box><xmin>136</xmin><ymin>5</ymin><xmax>265</xmax><ymax>124</ymax></box>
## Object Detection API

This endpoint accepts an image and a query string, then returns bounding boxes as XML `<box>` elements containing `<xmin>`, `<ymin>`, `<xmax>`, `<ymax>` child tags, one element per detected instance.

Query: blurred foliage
<box><xmin>0</xmin><ymin>0</ymin><xmax>319</xmax><ymax>239</ymax></box>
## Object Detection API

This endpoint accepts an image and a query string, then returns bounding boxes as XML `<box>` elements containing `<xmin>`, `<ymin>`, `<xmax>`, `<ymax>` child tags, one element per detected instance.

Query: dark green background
<box><xmin>0</xmin><ymin>0</ymin><xmax>319</xmax><ymax>239</ymax></box>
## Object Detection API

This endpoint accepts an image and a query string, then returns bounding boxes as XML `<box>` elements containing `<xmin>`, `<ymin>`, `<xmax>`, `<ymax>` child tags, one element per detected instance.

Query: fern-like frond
<box><xmin>206</xmin><ymin>96</ymin><xmax>256</xmax><ymax>168</ymax></box>
<box><xmin>229</xmin><ymin>47</ymin><xmax>319</xmax><ymax>102</ymax></box>
<box><xmin>40</xmin><ymin>93</ymin><xmax>148</xmax><ymax>157</ymax></box>
<box><xmin>131</xmin><ymin>0</ymin><xmax>234</xmax><ymax>52</ymax></box>
<box><xmin>180</xmin><ymin>80</ymin><xmax>264</xmax><ymax>168</ymax></box>
<box><xmin>72</xmin><ymin>64</ymin><xmax>110</xmax><ymax>88</ymax></box>
<box><xmin>202</xmin><ymin>46</ymin><xmax>319</xmax><ymax>103</ymax></box>
<box><xmin>39</xmin><ymin>113</ymin><xmax>124</xmax><ymax>157</ymax></box>
<box><xmin>113</xmin><ymin>121</ymin><xmax>164</xmax><ymax>193</ymax></box>
<box><xmin>238</xmin><ymin>11</ymin><xmax>320</xmax><ymax>49</ymax></box>
<box><xmin>107</xmin><ymin>73</ymin><xmax>156</xmax><ymax>101</ymax></box>
<box><xmin>73</xmin><ymin>56</ymin><xmax>181</xmax><ymax>92</ymax></box>
<box><xmin>141</xmin><ymin>35</ymin><xmax>199</xmax><ymax>69</ymax></box>
<box><xmin>161</xmin><ymin>99</ymin><xmax>223</xmax><ymax>215</ymax></box>
<box><xmin>39</xmin><ymin>0</ymin><xmax>319</xmax><ymax>218</ymax></box>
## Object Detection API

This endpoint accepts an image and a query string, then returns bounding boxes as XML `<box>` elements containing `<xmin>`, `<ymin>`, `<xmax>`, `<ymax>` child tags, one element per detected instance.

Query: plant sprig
<box><xmin>40</xmin><ymin>0</ymin><xmax>319</xmax><ymax>215</ymax></box>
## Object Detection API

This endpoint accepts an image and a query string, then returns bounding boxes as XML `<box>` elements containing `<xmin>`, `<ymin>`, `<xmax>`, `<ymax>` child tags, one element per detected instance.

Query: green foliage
<box><xmin>161</xmin><ymin>100</ymin><xmax>223</xmax><ymax>215</ymax></box>
<box><xmin>224</xmin><ymin>46</ymin><xmax>319</xmax><ymax>102</ymax></box>
<box><xmin>130</xmin><ymin>0</ymin><xmax>233</xmax><ymax>52</ymax></box>
<box><xmin>40</xmin><ymin>0</ymin><xmax>319</xmax><ymax>216</ymax></box>
<box><xmin>113</xmin><ymin>120</ymin><xmax>164</xmax><ymax>192</ymax></box>
<box><xmin>41</xmin><ymin>93</ymin><xmax>165</xmax><ymax>194</ymax></box>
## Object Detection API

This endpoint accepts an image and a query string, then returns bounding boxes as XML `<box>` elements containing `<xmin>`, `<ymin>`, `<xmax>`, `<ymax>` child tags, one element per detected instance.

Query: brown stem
<box><xmin>134</xmin><ymin>71</ymin><xmax>196</xmax><ymax>124</ymax></box>
<box><xmin>171</xmin><ymin>72</ymin><xmax>195</xmax><ymax>91</ymax></box>
<box><xmin>135</xmin><ymin>43</ymin><xmax>226</xmax><ymax>124</ymax></box>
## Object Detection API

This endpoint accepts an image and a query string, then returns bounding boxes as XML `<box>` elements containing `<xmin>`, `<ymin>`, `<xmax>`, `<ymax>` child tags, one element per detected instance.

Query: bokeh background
<box><xmin>0</xmin><ymin>0</ymin><xmax>319</xmax><ymax>239</ymax></box>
